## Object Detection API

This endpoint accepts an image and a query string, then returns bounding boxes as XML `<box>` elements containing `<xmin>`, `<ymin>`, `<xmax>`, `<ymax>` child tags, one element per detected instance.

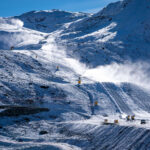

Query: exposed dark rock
<box><xmin>39</xmin><ymin>130</ymin><xmax>48</xmax><ymax>135</ymax></box>
<box><xmin>14</xmin><ymin>120</ymin><xmax>20</xmax><ymax>123</ymax></box>
<box><xmin>0</xmin><ymin>106</ymin><xmax>49</xmax><ymax>117</ymax></box>
<box><xmin>18</xmin><ymin>139</ymin><xmax>23</xmax><ymax>142</ymax></box>
<box><xmin>40</xmin><ymin>85</ymin><xmax>49</xmax><ymax>89</ymax></box>
<box><xmin>49</xmin><ymin>115</ymin><xmax>57</xmax><ymax>119</ymax></box>
<box><xmin>23</xmin><ymin>117</ymin><xmax>30</xmax><ymax>122</ymax></box>
<box><xmin>26</xmin><ymin>99</ymin><xmax>34</xmax><ymax>104</ymax></box>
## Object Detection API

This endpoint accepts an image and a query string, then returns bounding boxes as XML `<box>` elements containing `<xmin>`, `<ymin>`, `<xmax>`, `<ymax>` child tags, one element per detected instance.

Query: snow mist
<box><xmin>83</xmin><ymin>61</ymin><xmax>150</xmax><ymax>89</ymax></box>
<box><xmin>66</xmin><ymin>58</ymin><xmax>150</xmax><ymax>89</ymax></box>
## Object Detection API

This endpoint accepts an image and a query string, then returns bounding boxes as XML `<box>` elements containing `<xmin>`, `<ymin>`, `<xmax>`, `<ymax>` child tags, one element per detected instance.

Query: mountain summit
<box><xmin>16</xmin><ymin>10</ymin><xmax>91</xmax><ymax>32</ymax></box>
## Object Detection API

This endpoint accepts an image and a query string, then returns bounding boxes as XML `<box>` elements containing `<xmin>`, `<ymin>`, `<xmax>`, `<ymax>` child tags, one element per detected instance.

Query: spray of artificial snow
<box><xmin>84</xmin><ymin>61</ymin><xmax>150</xmax><ymax>89</ymax></box>
<box><xmin>0</xmin><ymin>18</ymin><xmax>43</xmax><ymax>49</ymax></box>
<box><xmin>65</xmin><ymin>57</ymin><xmax>150</xmax><ymax>89</ymax></box>
<box><xmin>0</xmin><ymin>18</ymin><xmax>24</xmax><ymax>28</ymax></box>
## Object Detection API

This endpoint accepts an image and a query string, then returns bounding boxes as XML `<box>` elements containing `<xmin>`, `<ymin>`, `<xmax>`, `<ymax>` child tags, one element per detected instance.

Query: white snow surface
<box><xmin>0</xmin><ymin>0</ymin><xmax>150</xmax><ymax>149</ymax></box>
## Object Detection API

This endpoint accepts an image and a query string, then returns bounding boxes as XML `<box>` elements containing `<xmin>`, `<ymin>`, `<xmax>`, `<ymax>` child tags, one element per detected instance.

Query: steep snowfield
<box><xmin>0</xmin><ymin>0</ymin><xmax>150</xmax><ymax>149</ymax></box>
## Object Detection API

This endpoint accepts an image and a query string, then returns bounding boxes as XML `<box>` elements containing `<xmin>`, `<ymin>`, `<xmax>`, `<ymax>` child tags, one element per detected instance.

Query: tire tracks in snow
<box><xmin>101</xmin><ymin>83</ymin><xmax>133</xmax><ymax>115</ymax></box>
<box><xmin>101</xmin><ymin>83</ymin><xmax>122</xmax><ymax>114</ymax></box>
<box><xmin>77</xmin><ymin>86</ymin><xmax>94</xmax><ymax>115</ymax></box>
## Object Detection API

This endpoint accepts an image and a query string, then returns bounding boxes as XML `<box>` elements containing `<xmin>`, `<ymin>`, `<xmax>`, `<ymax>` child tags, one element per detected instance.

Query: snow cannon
<box><xmin>126</xmin><ymin>115</ymin><xmax>130</xmax><ymax>121</ymax></box>
<box><xmin>114</xmin><ymin>120</ymin><xmax>119</xmax><ymax>124</ymax></box>
<box><xmin>141</xmin><ymin>120</ymin><xmax>146</xmax><ymax>124</ymax></box>
<box><xmin>77</xmin><ymin>78</ymin><xmax>81</xmax><ymax>87</ymax></box>
<box><xmin>131</xmin><ymin>115</ymin><xmax>135</xmax><ymax>120</ymax></box>
<box><xmin>104</xmin><ymin>119</ymin><xmax>108</xmax><ymax>123</ymax></box>
<box><xmin>103</xmin><ymin>119</ymin><xmax>109</xmax><ymax>125</ymax></box>
<box><xmin>78</xmin><ymin>80</ymin><xmax>81</xmax><ymax>84</ymax></box>
<box><xmin>94</xmin><ymin>101</ymin><xmax>98</xmax><ymax>106</ymax></box>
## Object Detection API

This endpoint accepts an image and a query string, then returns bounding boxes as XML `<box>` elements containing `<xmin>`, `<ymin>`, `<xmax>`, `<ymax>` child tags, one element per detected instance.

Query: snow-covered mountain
<box><xmin>0</xmin><ymin>0</ymin><xmax>150</xmax><ymax>149</ymax></box>
<box><xmin>16</xmin><ymin>10</ymin><xmax>91</xmax><ymax>33</ymax></box>
<box><xmin>0</xmin><ymin>10</ymin><xmax>90</xmax><ymax>50</ymax></box>
<box><xmin>59</xmin><ymin>0</ymin><xmax>150</xmax><ymax>66</ymax></box>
